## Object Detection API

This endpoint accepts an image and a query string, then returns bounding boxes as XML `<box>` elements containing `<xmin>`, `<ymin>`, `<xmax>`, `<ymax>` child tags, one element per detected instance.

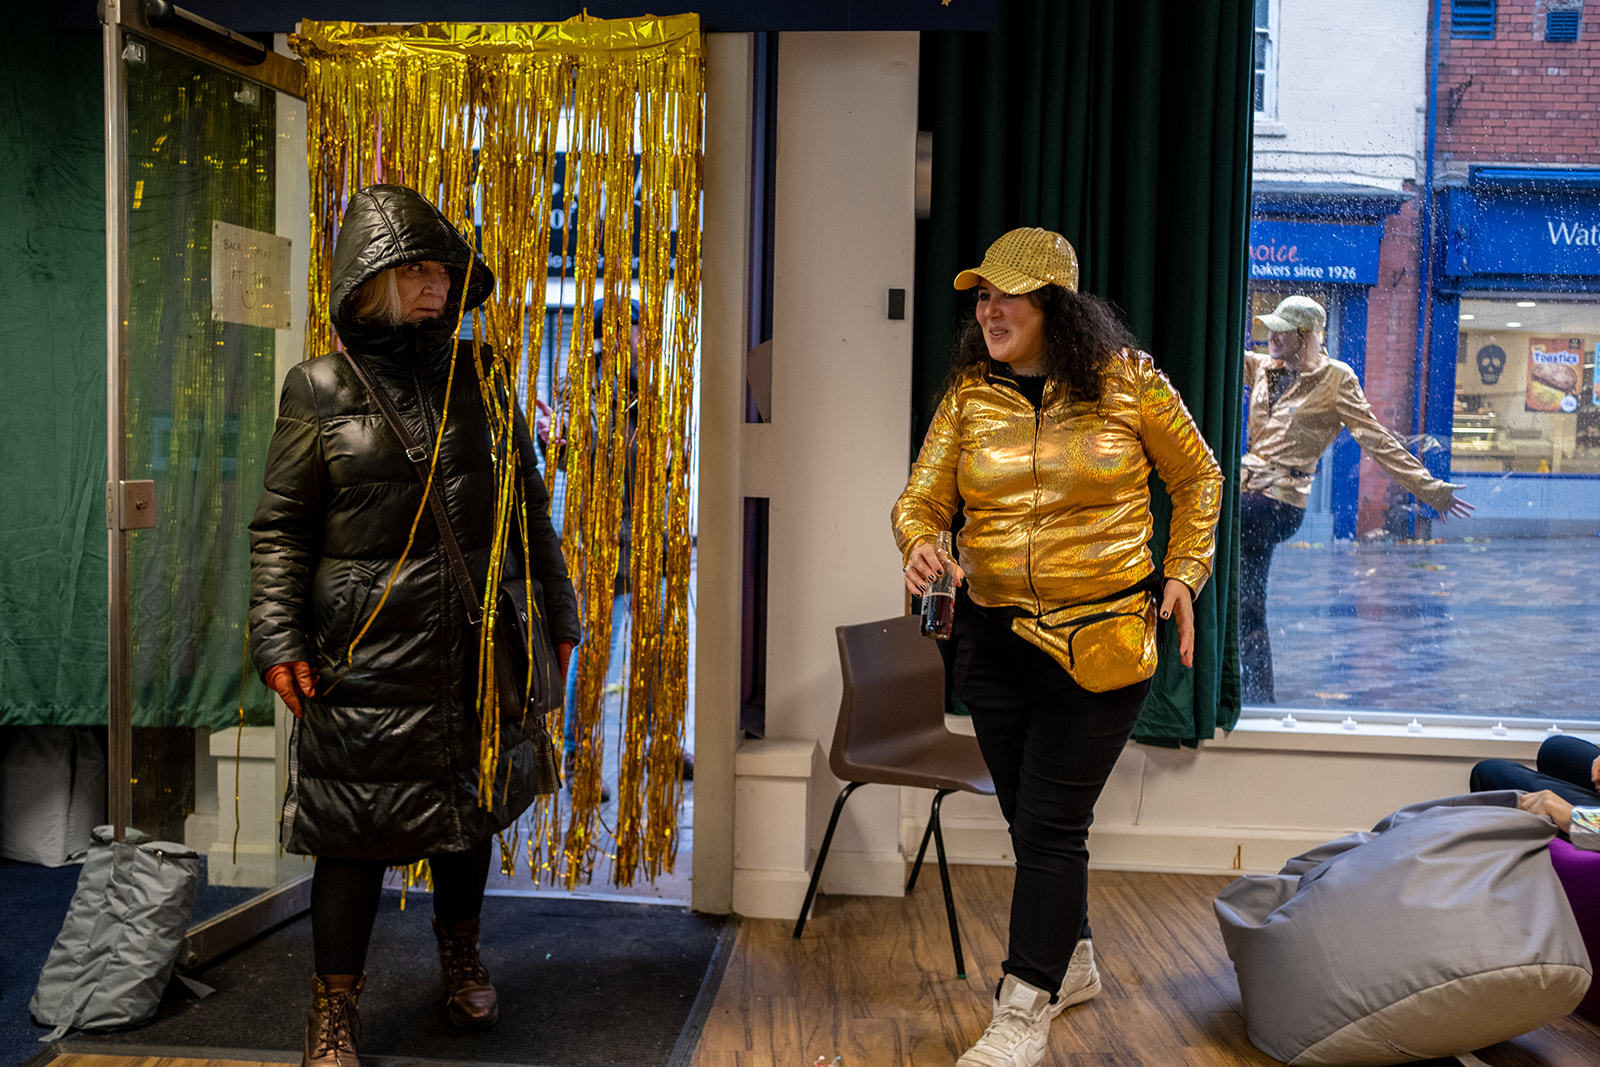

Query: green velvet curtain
<box><xmin>0</xmin><ymin>14</ymin><xmax>109</xmax><ymax>727</ymax></box>
<box><xmin>916</xmin><ymin>0</ymin><xmax>1251</xmax><ymax>746</ymax></box>
<box><xmin>0</xmin><ymin>14</ymin><xmax>277</xmax><ymax>729</ymax></box>
<box><xmin>122</xmin><ymin>44</ymin><xmax>279</xmax><ymax>729</ymax></box>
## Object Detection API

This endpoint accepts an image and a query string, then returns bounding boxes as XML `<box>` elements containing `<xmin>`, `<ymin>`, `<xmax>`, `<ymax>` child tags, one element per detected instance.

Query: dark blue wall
<box><xmin>61</xmin><ymin>0</ymin><xmax>996</xmax><ymax>33</ymax></box>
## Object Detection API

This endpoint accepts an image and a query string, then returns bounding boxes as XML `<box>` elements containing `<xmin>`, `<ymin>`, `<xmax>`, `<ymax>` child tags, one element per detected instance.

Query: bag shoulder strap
<box><xmin>342</xmin><ymin>351</ymin><xmax>483</xmax><ymax>625</ymax></box>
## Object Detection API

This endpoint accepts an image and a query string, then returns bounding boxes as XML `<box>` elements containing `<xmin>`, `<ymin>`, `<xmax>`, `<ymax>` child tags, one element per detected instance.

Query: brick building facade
<box><xmin>1438</xmin><ymin>0</ymin><xmax>1600</xmax><ymax>165</ymax></box>
<box><xmin>1356</xmin><ymin>194</ymin><xmax>1425</xmax><ymax>536</ymax></box>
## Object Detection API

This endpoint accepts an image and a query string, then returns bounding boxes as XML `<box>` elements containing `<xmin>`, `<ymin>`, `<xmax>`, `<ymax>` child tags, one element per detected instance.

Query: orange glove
<box><xmin>557</xmin><ymin>641</ymin><xmax>576</xmax><ymax>679</ymax></box>
<box><xmin>264</xmin><ymin>661</ymin><xmax>318</xmax><ymax>719</ymax></box>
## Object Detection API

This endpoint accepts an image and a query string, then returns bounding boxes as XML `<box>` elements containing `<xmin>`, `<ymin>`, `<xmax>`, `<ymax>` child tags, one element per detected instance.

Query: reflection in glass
<box><xmin>126</xmin><ymin>41</ymin><xmax>277</xmax><ymax>735</ymax></box>
<box><xmin>121</xmin><ymin>38</ymin><xmax>295</xmax><ymax>917</ymax></box>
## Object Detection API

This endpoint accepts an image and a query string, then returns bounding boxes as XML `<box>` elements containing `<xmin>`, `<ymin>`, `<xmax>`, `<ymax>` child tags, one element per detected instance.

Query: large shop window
<box><xmin>1242</xmin><ymin>1</ymin><xmax>1599</xmax><ymax>728</ymax></box>
<box><xmin>1453</xmin><ymin>300</ymin><xmax>1600</xmax><ymax>477</ymax></box>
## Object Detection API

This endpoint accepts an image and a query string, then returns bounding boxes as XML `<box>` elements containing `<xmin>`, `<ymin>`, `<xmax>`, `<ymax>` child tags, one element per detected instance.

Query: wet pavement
<box><xmin>1259</xmin><ymin>533</ymin><xmax>1600</xmax><ymax>721</ymax></box>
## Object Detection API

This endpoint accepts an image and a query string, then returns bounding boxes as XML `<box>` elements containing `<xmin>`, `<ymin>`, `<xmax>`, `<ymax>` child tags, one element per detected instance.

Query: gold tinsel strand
<box><xmin>291</xmin><ymin>15</ymin><xmax>703</xmax><ymax>889</ymax></box>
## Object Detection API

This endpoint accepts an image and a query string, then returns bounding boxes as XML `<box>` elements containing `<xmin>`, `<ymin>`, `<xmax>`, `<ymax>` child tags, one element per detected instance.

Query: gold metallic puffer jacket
<box><xmin>893</xmin><ymin>351</ymin><xmax>1223</xmax><ymax>615</ymax></box>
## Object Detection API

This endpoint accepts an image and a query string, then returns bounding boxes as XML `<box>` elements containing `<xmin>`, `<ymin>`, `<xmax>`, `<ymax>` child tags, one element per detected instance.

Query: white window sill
<box><xmin>1219</xmin><ymin>713</ymin><xmax>1593</xmax><ymax>758</ymax></box>
<box><xmin>949</xmin><ymin>710</ymin><xmax>1594</xmax><ymax>760</ymax></box>
<box><xmin>1253</xmin><ymin>119</ymin><xmax>1288</xmax><ymax>138</ymax></box>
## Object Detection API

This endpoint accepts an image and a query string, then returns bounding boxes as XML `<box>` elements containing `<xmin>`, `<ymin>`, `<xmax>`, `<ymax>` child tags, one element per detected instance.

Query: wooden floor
<box><xmin>691</xmin><ymin>866</ymin><xmax>1600</xmax><ymax>1067</ymax></box>
<box><xmin>36</xmin><ymin>868</ymin><xmax>1600</xmax><ymax>1066</ymax></box>
<box><xmin>45</xmin><ymin>1059</ymin><xmax>277</xmax><ymax>1067</ymax></box>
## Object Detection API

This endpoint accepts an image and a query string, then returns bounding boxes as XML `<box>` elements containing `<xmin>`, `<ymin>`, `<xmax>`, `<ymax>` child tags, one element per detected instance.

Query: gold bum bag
<box><xmin>1009</xmin><ymin>577</ymin><xmax>1161</xmax><ymax>692</ymax></box>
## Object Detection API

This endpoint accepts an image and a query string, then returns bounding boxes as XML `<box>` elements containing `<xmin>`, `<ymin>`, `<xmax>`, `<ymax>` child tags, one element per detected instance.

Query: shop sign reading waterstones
<box><xmin>1248</xmin><ymin>220</ymin><xmax>1382</xmax><ymax>285</ymax></box>
<box><xmin>1443</xmin><ymin>187</ymin><xmax>1600</xmax><ymax>281</ymax></box>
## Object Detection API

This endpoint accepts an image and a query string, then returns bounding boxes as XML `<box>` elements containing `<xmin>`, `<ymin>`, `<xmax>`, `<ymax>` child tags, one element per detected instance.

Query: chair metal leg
<box><xmin>906</xmin><ymin>788</ymin><xmax>955</xmax><ymax>893</ymax></box>
<box><xmin>793</xmin><ymin>781</ymin><xmax>863</xmax><ymax>939</ymax></box>
<box><xmin>930</xmin><ymin>790</ymin><xmax>966</xmax><ymax>979</ymax></box>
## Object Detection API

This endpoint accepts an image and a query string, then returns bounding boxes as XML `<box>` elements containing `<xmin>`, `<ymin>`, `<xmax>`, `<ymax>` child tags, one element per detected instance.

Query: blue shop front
<box><xmin>1248</xmin><ymin>185</ymin><xmax>1407</xmax><ymax>540</ymax></box>
<box><xmin>1432</xmin><ymin>169</ymin><xmax>1600</xmax><ymax>537</ymax></box>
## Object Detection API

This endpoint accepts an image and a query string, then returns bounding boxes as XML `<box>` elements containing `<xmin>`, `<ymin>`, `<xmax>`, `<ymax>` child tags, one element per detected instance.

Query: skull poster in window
<box><xmin>1525</xmin><ymin>337</ymin><xmax>1582</xmax><ymax>413</ymax></box>
<box><xmin>1475</xmin><ymin>343</ymin><xmax>1507</xmax><ymax>386</ymax></box>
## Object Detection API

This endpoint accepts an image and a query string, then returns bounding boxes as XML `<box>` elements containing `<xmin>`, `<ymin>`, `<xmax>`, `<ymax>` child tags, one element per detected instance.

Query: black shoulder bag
<box><xmin>342</xmin><ymin>351</ymin><xmax>562</xmax><ymax>721</ymax></box>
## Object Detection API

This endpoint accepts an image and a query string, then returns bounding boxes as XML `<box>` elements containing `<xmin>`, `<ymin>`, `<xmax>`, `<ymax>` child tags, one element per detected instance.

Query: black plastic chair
<box><xmin>791</xmin><ymin>615</ymin><xmax>995</xmax><ymax>978</ymax></box>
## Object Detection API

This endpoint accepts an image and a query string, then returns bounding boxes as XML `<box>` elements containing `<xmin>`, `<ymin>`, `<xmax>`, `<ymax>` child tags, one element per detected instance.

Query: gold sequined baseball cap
<box><xmin>1256</xmin><ymin>294</ymin><xmax>1327</xmax><ymax>333</ymax></box>
<box><xmin>953</xmin><ymin>227</ymin><xmax>1079</xmax><ymax>294</ymax></box>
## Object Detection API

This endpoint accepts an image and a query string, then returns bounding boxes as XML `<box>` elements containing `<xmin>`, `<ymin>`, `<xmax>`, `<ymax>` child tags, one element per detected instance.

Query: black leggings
<box><xmin>1471</xmin><ymin>735</ymin><xmax>1600</xmax><ymax>807</ymax></box>
<box><xmin>310</xmin><ymin>837</ymin><xmax>494</xmax><ymax>976</ymax></box>
<box><xmin>1238</xmin><ymin>492</ymin><xmax>1306</xmax><ymax>703</ymax></box>
<box><xmin>952</xmin><ymin>596</ymin><xmax>1150</xmax><ymax>994</ymax></box>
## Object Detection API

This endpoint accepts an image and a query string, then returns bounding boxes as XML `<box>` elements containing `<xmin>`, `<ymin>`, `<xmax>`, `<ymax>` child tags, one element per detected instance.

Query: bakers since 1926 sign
<box><xmin>1248</xmin><ymin>219</ymin><xmax>1383</xmax><ymax>286</ymax></box>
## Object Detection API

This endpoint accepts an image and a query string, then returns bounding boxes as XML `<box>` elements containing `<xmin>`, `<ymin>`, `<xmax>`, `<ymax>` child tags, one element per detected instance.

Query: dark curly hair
<box><xmin>945</xmin><ymin>284</ymin><xmax>1138</xmax><ymax>406</ymax></box>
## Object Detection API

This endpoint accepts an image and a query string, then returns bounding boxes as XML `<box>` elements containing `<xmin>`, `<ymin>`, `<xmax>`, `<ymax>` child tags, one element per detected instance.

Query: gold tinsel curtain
<box><xmin>291</xmin><ymin>15</ymin><xmax>703</xmax><ymax>889</ymax></box>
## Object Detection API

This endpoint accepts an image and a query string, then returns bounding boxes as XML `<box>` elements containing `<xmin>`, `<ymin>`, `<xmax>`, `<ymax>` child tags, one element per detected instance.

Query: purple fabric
<box><xmin>1549</xmin><ymin>837</ymin><xmax>1600</xmax><ymax>1021</ymax></box>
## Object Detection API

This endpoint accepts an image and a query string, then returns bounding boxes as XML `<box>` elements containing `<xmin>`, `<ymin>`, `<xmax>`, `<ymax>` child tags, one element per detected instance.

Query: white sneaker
<box><xmin>1052</xmin><ymin>938</ymin><xmax>1101</xmax><ymax>1017</ymax></box>
<box><xmin>956</xmin><ymin>974</ymin><xmax>1055</xmax><ymax>1067</ymax></box>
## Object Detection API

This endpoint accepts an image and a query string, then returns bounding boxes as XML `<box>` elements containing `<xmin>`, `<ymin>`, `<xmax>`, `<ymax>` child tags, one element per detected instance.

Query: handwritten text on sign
<box><xmin>211</xmin><ymin>220</ymin><xmax>292</xmax><ymax>331</ymax></box>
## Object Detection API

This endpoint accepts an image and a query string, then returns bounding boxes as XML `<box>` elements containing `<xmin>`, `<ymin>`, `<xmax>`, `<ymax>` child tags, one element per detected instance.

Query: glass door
<box><xmin>105</xmin><ymin>2</ymin><xmax>310</xmax><ymax>956</ymax></box>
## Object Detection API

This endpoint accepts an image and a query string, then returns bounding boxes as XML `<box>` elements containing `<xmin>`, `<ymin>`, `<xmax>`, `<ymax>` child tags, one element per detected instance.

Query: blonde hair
<box><xmin>348</xmin><ymin>267</ymin><xmax>404</xmax><ymax>325</ymax></box>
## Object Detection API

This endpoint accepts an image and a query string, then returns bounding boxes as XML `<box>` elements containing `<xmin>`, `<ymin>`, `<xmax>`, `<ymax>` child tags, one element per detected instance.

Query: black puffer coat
<box><xmin>248</xmin><ymin>184</ymin><xmax>580</xmax><ymax>861</ymax></box>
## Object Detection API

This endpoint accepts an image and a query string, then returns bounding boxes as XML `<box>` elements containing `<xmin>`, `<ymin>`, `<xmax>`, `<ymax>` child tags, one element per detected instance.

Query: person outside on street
<box><xmin>541</xmin><ymin>297</ymin><xmax>692</xmax><ymax>802</ymax></box>
<box><xmin>1239</xmin><ymin>294</ymin><xmax>1474</xmax><ymax>703</ymax></box>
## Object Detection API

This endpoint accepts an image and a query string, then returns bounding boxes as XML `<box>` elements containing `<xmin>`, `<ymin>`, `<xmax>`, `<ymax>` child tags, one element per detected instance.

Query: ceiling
<box><xmin>1458</xmin><ymin>298</ymin><xmax>1600</xmax><ymax>336</ymax></box>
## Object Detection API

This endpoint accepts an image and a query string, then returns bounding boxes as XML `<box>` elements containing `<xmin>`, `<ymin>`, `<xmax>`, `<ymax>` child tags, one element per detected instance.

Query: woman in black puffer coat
<box><xmin>248</xmin><ymin>184</ymin><xmax>580</xmax><ymax>1066</ymax></box>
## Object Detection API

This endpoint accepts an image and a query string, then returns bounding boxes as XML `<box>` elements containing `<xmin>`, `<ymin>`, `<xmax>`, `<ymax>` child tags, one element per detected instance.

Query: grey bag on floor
<box><xmin>28</xmin><ymin>825</ymin><xmax>200</xmax><ymax>1041</ymax></box>
<box><xmin>1215</xmin><ymin>791</ymin><xmax>1591</xmax><ymax>1066</ymax></box>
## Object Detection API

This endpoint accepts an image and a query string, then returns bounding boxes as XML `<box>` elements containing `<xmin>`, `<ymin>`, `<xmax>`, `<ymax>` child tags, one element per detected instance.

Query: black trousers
<box><xmin>1471</xmin><ymin>735</ymin><xmax>1600</xmax><ymax>807</ymax></box>
<box><xmin>952</xmin><ymin>594</ymin><xmax>1150</xmax><ymax>995</ymax></box>
<box><xmin>311</xmin><ymin>837</ymin><xmax>493</xmax><ymax>975</ymax></box>
<box><xmin>1238</xmin><ymin>492</ymin><xmax>1306</xmax><ymax>704</ymax></box>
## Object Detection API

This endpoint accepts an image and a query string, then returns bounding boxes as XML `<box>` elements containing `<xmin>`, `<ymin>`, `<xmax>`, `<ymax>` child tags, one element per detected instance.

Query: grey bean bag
<box><xmin>29</xmin><ymin>826</ymin><xmax>199</xmax><ymax>1040</ymax></box>
<box><xmin>1215</xmin><ymin>791</ymin><xmax>1590</xmax><ymax>1066</ymax></box>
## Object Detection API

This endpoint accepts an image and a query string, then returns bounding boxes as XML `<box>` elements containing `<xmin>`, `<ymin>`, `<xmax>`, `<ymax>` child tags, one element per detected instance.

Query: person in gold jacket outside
<box><xmin>1239</xmin><ymin>294</ymin><xmax>1473</xmax><ymax>703</ymax></box>
<box><xmin>893</xmin><ymin>228</ymin><xmax>1222</xmax><ymax>1067</ymax></box>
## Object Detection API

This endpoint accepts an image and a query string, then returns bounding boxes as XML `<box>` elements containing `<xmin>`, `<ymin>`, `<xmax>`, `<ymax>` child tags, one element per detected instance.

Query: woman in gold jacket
<box><xmin>893</xmin><ymin>228</ymin><xmax>1222</xmax><ymax>1067</ymax></box>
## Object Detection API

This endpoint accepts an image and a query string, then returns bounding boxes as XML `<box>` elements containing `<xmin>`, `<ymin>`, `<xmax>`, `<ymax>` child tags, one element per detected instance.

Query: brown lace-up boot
<box><xmin>433</xmin><ymin>915</ymin><xmax>499</xmax><ymax>1028</ymax></box>
<box><xmin>303</xmin><ymin>973</ymin><xmax>363</xmax><ymax>1066</ymax></box>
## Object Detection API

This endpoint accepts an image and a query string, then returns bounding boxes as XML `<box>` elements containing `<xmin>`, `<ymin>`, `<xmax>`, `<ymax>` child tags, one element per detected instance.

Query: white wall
<box><xmin>929</xmin><ymin>720</ymin><xmax>1560</xmax><ymax>876</ymax></box>
<box><xmin>729</xmin><ymin>32</ymin><xmax>920</xmax><ymax>917</ymax></box>
<box><xmin>692</xmin><ymin>32</ymin><xmax>755</xmax><ymax>915</ymax></box>
<box><xmin>1254</xmin><ymin>0</ymin><xmax>1429</xmax><ymax>189</ymax></box>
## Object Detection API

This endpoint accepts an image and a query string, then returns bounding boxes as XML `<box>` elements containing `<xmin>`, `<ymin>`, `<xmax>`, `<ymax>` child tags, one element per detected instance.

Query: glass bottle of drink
<box><xmin>919</xmin><ymin>530</ymin><xmax>956</xmax><ymax>640</ymax></box>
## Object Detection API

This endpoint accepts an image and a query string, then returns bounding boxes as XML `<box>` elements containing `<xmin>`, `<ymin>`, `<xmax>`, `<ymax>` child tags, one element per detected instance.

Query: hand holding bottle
<box><xmin>911</xmin><ymin>531</ymin><xmax>962</xmax><ymax>639</ymax></box>
<box><xmin>902</xmin><ymin>535</ymin><xmax>964</xmax><ymax>596</ymax></box>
